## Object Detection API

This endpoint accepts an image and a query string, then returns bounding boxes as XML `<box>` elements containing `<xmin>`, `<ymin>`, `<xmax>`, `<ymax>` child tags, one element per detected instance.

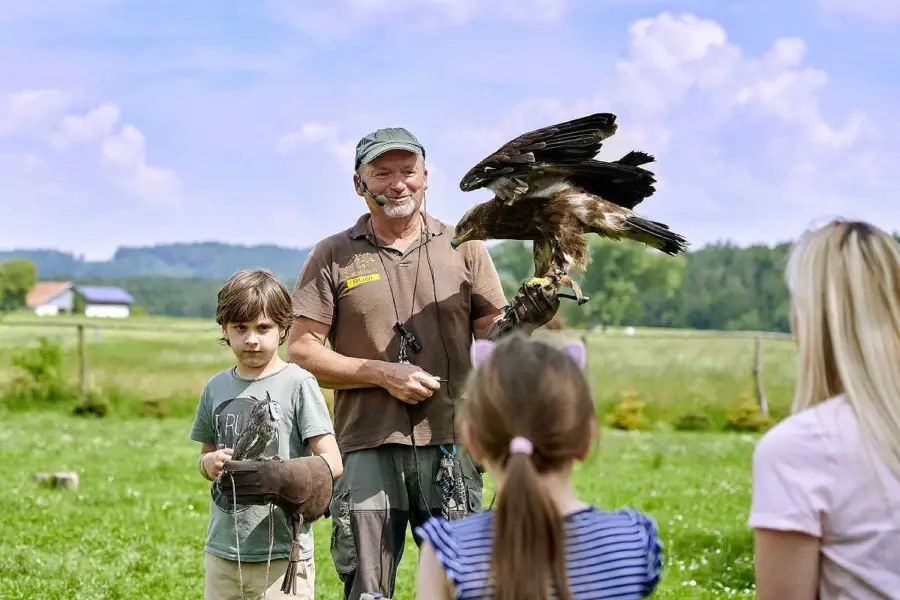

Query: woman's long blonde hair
<box><xmin>786</xmin><ymin>218</ymin><xmax>900</xmax><ymax>481</ymax></box>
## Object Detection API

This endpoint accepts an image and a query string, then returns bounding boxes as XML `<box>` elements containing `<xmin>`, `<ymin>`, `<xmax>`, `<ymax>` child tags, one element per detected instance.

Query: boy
<box><xmin>190</xmin><ymin>268</ymin><xmax>342</xmax><ymax>600</ymax></box>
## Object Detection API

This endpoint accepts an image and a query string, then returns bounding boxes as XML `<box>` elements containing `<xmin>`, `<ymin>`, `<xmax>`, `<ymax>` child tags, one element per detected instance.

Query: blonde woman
<box><xmin>749</xmin><ymin>219</ymin><xmax>900</xmax><ymax>599</ymax></box>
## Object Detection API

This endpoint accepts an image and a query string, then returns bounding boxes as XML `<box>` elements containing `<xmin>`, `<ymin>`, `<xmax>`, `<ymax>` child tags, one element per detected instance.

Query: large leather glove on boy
<box><xmin>216</xmin><ymin>455</ymin><xmax>334</xmax><ymax>524</ymax></box>
<box><xmin>487</xmin><ymin>277</ymin><xmax>561</xmax><ymax>340</ymax></box>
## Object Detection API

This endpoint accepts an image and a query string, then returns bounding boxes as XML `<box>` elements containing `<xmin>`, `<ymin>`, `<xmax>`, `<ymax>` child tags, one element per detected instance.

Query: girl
<box><xmin>415</xmin><ymin>334</ymin><xmax>663</xmax><ymax>600</ymax></box>
<box><xmin>749</xmin><ymin>219</ymin><xmax>900</xmax><ymax>599</ymax></box>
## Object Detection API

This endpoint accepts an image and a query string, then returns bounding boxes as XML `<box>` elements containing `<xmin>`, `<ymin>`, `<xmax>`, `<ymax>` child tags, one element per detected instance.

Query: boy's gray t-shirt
<box><xmin>189</xmin><ymin>362</ymin><xmax>335</xmax><ymax>563</ymax></box>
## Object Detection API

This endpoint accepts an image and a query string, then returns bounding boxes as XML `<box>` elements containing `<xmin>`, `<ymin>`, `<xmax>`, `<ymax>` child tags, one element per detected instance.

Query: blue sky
<box><xmin>1</xmin><ymin>0</ymin><xmax>898</xmax><ymax>260</ymax></box>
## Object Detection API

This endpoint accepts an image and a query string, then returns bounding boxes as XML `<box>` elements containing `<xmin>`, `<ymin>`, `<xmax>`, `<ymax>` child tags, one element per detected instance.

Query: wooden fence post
<box><xmin>753</xmin><ymin>335</ymin><xmax>768</xmax><ymax>416</ymax></box>
<box><xmin>77</xmin><ymin>324</ymin><xmax>87</xmax><ymax>400</ymax></box>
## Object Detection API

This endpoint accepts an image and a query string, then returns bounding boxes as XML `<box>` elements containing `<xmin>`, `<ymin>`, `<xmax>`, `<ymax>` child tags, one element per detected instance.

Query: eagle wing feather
<box><xmin>459</xmin><ymin>112</ymin><xmax>619</xmax><ymax>202</ymax></box>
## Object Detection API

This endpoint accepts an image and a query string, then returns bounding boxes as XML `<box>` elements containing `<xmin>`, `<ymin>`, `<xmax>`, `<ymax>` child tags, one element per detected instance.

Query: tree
<box><xmin>0</xmin><ymin>259</ymin><xmax>37</xmax><ymax>311</ymax></box>
<box><xmin>559</xmin><ymin>238</ymin><xmax>685</xmax><ymax>330</ymax></box>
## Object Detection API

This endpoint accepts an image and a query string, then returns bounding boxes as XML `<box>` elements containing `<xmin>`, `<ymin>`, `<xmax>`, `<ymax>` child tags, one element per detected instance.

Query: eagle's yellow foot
<box><xmin>525</xmin><ymin>276</ymin><xmax>553</xmax><ymax>287</ymax></box>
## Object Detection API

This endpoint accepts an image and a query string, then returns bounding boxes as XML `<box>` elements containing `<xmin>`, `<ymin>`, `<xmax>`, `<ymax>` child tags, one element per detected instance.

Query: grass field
<box><xmin>0</xmin><ymin>313</ymin><xmax>790</xmax><ymax>598</ymax></box>
<box><xmin>1</xmin><ymin>412</ymin><xmax>759</xmax><ymax>599</ymax></box>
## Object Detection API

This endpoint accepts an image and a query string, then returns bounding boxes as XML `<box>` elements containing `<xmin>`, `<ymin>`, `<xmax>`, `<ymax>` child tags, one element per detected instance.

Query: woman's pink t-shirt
<box><xmin>749</xmin><ymin>395</ymin><xmax>900</xmax><ymax>599</ymax></box>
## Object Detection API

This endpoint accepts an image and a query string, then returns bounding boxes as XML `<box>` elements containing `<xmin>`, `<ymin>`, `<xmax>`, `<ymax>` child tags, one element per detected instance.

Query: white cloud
<box><xmin>99</xmin><ymin>123</ymin><xmax>182</xmax><ymax>205</ymax></box>
<box><xmin>1</xmin><ymin>92</ymin><xmax>182</xmax><ymax>207</ymax></box>
<box><xmin>0</xmin><ymin>88</ymin><xmax>73</xmax><ymax>136</ymax></box>
<box><xmin>821</xmin><ymin>0</ymin><xmax>900</xmax><ymax>21</ymax></box>
<box><xmin>277</xmin><ymin>122</ymin><xmax>356</xmax><ymax>164</ymax></box>
<box><xmin>52</xmin><ymin>102</ymin><xmax>120</xmax><ymax>148</ymax></box>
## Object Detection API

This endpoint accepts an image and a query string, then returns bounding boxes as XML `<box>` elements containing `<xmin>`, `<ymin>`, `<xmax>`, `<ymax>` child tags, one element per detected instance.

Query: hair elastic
<box><xmin>509</xmin><ymin>436</ymin><xmax>534</xmax><ymax>455</ymax></box>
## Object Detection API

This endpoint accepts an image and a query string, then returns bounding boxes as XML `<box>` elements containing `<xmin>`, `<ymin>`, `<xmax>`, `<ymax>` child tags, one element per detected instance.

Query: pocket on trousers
<box><xmin>329</xmin><ymin>488</ymin><xmax>357</xmax><ymax>575</ymax></box>
<box><xmin>458</xmin><ymin>451</ymin><xmax>484</xmax><ymax>514</ymax></box>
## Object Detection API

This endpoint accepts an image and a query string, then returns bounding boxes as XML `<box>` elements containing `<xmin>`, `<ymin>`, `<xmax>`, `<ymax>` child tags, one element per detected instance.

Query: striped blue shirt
<box><xmin>415</xmin><ymin>506</ymin><xmax>663</xmax><ymax>599</ymax></box>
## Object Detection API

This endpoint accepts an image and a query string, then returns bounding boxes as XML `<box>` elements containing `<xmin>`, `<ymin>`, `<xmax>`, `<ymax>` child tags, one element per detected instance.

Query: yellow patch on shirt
<box><xmin>346</xmin><ymin>273</ymin><xmax>382</xmax><ymax>288</ymax></box>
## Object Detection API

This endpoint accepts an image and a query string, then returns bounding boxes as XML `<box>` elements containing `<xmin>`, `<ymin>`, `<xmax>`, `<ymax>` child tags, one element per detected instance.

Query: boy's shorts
<box><xmin>204</xmin><ymin>552</ymin><xmax>315</xmax><ymax>600</ymax></box>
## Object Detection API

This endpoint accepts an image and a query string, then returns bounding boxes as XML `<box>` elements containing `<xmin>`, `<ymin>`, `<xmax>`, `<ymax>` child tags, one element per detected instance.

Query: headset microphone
<box><xmin>360</xmin><ymin>181</ymin><xmax>389</xmax><ymax>206</ymax></box>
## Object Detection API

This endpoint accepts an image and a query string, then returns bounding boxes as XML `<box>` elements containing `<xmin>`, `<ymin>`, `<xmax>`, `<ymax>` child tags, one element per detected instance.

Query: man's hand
<box><xmin>378</xmin><ymin>363</ymin><xmax>441</xmax><ymax>404</ymax></box>
<box><xmin>201</xmin><ymin>448</ymin><xmax>233</xmax><ymax>479</ymax></box>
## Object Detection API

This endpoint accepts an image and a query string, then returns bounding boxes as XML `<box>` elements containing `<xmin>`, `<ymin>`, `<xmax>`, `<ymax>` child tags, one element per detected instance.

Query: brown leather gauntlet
<box><xmin>216</xmin><ymin>455</ymin><xmax>334</xmax><ymax>523</ymax></box>
<box><xmin>487</xmin><ymin>277</ymin><xmax>561</xmax><ymax>340</ymax></box>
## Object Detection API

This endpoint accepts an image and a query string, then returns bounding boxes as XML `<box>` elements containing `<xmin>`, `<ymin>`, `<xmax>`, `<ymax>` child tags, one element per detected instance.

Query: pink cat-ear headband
<box><xmin>471</xmin><ymin>338</ymin><xmax>586</xmax><ymax>368</ymax></box>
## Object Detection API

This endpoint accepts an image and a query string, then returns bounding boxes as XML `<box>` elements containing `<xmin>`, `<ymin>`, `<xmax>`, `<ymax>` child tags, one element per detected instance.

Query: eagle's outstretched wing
<box><xmin>458</xmin><ymin>112</ymin><xmax>618</xmax><ymax>202</ymax></box>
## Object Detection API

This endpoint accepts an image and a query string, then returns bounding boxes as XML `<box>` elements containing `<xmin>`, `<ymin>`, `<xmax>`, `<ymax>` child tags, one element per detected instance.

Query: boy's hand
<box><xmin>202</xmin><ymin>448</ymin><xmax>234</xmax><ymax>479</ymax></box>
<box><xmin>379</xmin><ymin>363</ymin><xmax>441</xmax><ymax>404</ymax></box>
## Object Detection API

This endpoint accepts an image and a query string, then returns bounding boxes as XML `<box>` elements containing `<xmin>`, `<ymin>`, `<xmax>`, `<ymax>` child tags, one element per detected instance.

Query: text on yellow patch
<box><xmin>346</xmin><ymin>273</ymin><xmax>381</xmax><ymax>288</ymax></box>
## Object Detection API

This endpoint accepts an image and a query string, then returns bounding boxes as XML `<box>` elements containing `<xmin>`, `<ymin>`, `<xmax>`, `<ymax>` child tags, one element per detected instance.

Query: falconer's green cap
<box><xmin>354</xmin><ymin>127</ymin><xmax>425</xmax><ymax>170</ymax></box>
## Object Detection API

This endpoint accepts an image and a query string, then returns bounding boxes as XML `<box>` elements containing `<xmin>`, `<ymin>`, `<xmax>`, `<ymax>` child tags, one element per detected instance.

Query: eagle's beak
<box><xmin>450</xmin><ymin>230</ymin><xmax>470</xmax><ymax>250</ymax></box>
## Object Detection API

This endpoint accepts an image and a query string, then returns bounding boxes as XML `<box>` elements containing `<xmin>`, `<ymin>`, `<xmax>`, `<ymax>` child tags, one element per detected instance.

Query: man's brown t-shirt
<box><xmin>291</xmin><ymin>211</ymin><xmax>508</xmax><ymax>454</ymax></box>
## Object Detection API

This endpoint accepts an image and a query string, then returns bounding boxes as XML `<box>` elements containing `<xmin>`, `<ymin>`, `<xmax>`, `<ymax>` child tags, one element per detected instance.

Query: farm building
<box><xmin>78</xmin><ymin>286</ymin><xmax>136</xmax><ymax>318</ymax></box>
<box><xmin>26</xmin><ymin>281</ymin><xmax>76</xmax><ymax>316</ymax></box>
<box><xmin>26</xmin><ymin>282</ymin><xmax>136</xmax><ymax>319</ymax></box>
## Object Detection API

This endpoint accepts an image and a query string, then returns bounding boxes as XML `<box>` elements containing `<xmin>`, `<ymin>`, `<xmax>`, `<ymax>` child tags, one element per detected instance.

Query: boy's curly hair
<box><xmin>216</xmin><ymin>269</ymin><xmax>294</xmax><ymax>345</ymax></box>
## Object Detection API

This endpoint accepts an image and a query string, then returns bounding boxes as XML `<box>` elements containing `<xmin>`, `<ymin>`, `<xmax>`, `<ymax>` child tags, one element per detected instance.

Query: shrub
<box><xmin>604</xmin><ymin>390</ymin><xmax>650</xmax><ymax>431</ymax></box>
<box><xmin>725</xmin><ymin>396</ymin><xmax>772</xmax><ymax>432</ymax></box>
<box><xmin>2</xmin><ymin>337</ymin><xmax>79</xmax><ymax>409</ymax></box>
<box><xmin>674</xmin><ymin>411</ymin><xmax>712</xmax><ymax>432</ymax></box>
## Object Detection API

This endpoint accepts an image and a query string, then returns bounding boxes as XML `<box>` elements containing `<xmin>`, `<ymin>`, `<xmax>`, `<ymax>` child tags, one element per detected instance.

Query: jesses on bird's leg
<box><xmin>544</xmin><ymin>268</ymin><xmax>590</xmax><ymax>305</ymax></box>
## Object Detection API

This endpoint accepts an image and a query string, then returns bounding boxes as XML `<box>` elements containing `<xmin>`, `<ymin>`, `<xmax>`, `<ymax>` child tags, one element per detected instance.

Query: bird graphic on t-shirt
<box><xmin>231</xmin><ymin>392</ymin><xmax>282</xmax><ymax>461</ymax></box>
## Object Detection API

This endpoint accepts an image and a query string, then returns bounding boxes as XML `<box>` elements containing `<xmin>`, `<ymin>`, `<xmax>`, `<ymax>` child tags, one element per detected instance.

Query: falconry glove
<box><xmin>487</xmin><ymin>277</ymin><xmax>560</xmax><ymax>340</ymax></box>
<box><xmin>217</xmin><ymin>455</ymin><xmax>334</xmax><ymax>595</ymax></box>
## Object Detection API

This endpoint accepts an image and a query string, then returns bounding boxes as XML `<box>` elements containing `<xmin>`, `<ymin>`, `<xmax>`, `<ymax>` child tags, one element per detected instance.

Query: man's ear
<box><xmin>353</xmin><ymin>173</ymin><xmax>365</xmax><ymax>198</ymax></box>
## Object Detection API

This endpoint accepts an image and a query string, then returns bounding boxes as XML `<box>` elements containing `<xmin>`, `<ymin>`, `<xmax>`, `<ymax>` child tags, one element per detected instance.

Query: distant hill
<box><xmin>0</xmin><ymin>242</ymin><xmax>312</xmax><ymax>281</ymax></box>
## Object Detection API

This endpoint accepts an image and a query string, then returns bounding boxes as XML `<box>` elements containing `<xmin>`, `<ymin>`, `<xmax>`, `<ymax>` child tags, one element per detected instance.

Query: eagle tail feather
<box><xmin>561</xmin><ymin>160</ymin><xmax>657</xmax><ymax>209</ymax></box>
<box><xmin>621</xmin><ymin>216</ymin><xmax>689</xmax><ymax>256</ymax></box>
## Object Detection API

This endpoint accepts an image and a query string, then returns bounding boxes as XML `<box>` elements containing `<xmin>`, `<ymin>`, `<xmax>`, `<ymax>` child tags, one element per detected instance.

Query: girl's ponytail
<box><xmin>490</xmin><ymin>436</ymin><xmax>571</xmax><ymax>600</ymax></box>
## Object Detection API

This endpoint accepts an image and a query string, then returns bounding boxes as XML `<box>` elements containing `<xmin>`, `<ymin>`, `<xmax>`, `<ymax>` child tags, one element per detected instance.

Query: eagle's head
<box><xmin>451</xmin><ymin>204</ymin><xmax>490</xmax><ymax>250</ymax></box>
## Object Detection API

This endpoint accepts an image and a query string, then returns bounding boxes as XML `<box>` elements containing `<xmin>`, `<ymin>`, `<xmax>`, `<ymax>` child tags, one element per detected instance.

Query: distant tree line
<box><xmin>489</xmin><ymin>238</ymin><xmax>794</xmax><ymax>333</ymax></box>
<box><xmin>5</xmin><ymin>232</ymin><xmax>893</xmax><ymax>333</ymax></box>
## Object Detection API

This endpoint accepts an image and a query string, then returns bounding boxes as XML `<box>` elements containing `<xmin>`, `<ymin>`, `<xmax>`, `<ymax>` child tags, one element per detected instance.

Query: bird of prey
<box><xmin>231</xmin><ymin>392</ymin><xmax>282</xmax><ymax>461</ymax></box>
<box><xmin>451</xmin><ymin>112</ymin><xmax>689</xmax><ymax>305</ymax></box>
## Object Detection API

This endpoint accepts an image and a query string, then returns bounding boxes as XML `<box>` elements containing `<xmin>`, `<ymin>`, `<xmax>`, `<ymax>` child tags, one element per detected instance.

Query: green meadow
<box><xmin>0</xmin><ymin>313</ymin><xmax>795</xmax><ymax>598</ymax></box>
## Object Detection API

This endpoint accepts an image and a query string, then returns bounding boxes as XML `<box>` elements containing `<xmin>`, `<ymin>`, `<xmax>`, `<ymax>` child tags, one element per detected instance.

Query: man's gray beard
<box><xmin>383</xmin><ymin>195</ymin><xmax>421</xmax><ymax>219</ymax></box>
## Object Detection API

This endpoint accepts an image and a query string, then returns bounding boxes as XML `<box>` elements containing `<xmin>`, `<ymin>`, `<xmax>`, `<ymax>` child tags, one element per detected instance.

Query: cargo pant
<box><xmin>329</xmin><ymin>443</ymin><xmax>484</xmax><ymax>600</ymax></box>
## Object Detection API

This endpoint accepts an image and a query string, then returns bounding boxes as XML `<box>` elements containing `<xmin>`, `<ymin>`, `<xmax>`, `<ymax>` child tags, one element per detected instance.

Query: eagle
<box><xmin>450</xmin><ymin>112</ymin><xmax>689</xmax><ymax>305</ymax></box>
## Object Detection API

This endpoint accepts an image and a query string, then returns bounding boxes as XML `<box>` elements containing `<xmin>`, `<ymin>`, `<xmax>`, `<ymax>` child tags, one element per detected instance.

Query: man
<box><xmin>287</xmin><ymin>126</ymin><xmax>559</xmax><ymax>600</ymax></box>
